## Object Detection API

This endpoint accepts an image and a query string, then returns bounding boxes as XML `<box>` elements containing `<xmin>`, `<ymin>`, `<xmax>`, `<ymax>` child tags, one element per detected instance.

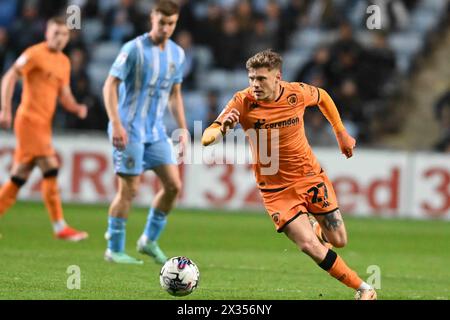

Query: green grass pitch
<box><xmin>0</xmin><ymin>202</ymin><xmax>449</xmax><ymax>300</ymax></box>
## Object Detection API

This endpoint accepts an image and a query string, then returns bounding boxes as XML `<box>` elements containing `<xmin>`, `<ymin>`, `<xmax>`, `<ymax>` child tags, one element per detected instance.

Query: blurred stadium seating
<box><xmin>0</xmin><ymin>0</ymin><xmax>448</xmax><ymax>147</ymax></box>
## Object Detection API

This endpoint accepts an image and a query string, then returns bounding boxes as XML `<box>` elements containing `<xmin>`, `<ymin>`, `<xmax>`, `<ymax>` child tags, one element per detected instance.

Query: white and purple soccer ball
<box><xmin>159</xmin><ymin>256</ymin><xmax>200</xmax><ymax>296</ymax></box>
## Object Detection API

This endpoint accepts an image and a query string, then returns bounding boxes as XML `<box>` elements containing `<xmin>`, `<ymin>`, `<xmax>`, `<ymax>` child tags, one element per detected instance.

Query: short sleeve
<box><xmin>109</xmin><ymin>42</ymin><xmax>136</xmax><ymax>81</ymax></box>
<box><xmin>299</xmin><ymin>82</ymin><xmax>320</xmax><ymax>107</ymax></box>
<box><xmin>215</xmin><ymin>93</ymin><xmax>244</xmax><ymax>124</ymax></box>
<box><xmin>174</xmin><ymin>48</ymin><xmax>185</xmax><ymax>84</ymax></box>
<box><xmin>15</xmin><ymin>48</ymin><xmax>38</xmax><ymax>75</ymax></box>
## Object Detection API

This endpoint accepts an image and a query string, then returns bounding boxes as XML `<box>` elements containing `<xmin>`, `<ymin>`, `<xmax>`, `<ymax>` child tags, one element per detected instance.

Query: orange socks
<box><xmin>1</xmin><ymin>174</ymin><xmax>66</xmax><ymax>233</ymax></box>
<box><xmin>318</xmin><ymin>249</ymin><xmax>363</xmax><ymax>290</ymax></box>
<box><xmin>42</xmin><ymin>177</ymin><xmax>64</xmax><ymax>223</ymax></box>
<box><xmin>0</xmin><ymin>180</ymin><xmax>21</xmax><ymax>216</ymax></box>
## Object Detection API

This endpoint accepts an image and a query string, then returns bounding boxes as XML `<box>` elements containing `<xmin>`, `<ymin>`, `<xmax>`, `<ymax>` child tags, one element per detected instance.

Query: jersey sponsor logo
<box><xmin>254</xmin><ymin>119</ymin><xmax>266</xmax><ymax>129</ymax></box>
<box><xmin>254</xmin><ymin>116</ymin><xmax>300</xmax><ymax>130</ymax></box>
<box><xmin>287</xmin><ymin>94</ymin><xmax>298</xmax><ymax>106</ymax></box>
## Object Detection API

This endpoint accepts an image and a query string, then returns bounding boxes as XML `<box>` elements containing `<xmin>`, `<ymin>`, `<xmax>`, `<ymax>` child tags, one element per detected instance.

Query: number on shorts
<box><xmin>307</xmin><ymin>182</ymin><xmax>328</xmax><ymax>204</ymax></box>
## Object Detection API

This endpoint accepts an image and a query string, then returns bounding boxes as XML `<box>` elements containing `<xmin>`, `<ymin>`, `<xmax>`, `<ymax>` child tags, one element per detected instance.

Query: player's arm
<box><xmin>202</xmin><ymin>108</ymin><xmax>240</xmax><ymax>147</ymax></box>
<box><xmin>317</xmin><ymin>88</ymin><xmax>356</xmax><ymax>158</ymax></box>
<box><xmin>202</xmin><ymin>93</ymin><xmax>242</xmax><ymax>146</ymax></box>
<box><xmin>103</xmin><ymin>75</ymin><xmax>127</xmax><ymax>150</ymax></box>
<box><xmin>0</xmin><ymin>64</ymin><xmax>21</xmax><ymax>129</ymax></box>
<box><xmin>58</xmin><ymin>85</ymin><xmax>87</xmax><ymax>119</ymax></box>
<box><xmin>201</xmin><ymin>123</ymin><xmax>223</xmax><ymax>146</ymax></box>
<box><xmin>168</xmin><ymin>83</ymin><xmax>188</xmax><ymax>131</ymax></box>
<box><xmin>169</xmin><ymin>83</ymin><xmax>188</xmax><ymax>156</ymax></box>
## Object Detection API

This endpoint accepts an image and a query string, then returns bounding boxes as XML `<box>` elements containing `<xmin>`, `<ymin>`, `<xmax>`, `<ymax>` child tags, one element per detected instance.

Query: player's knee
<box><xmin>120</xmin><ymin>185</ymin><xmax>139</xmax><ymax>201</ymax></box>
<box><xmin>11</xmin><ymin>176</ymin><xmax>27</xmax><ymax>188</ymax></box>
<box><xmin>331</xmin><ymin>234</ymin><xmax>347</xmax><ymax>248</ymax></box>
<box><xmin>299</xmin><ymin>237</ymin><xmax>321</xmax><ymax>256</ymax></box>
<box><xmin>129</xmin><ymin>187</ymin><xmax>139</xmax><ymax>199</ymax></box>
<box><xmin>164</xmin><ymin>180</ymin><xmax>182</xmax><ymax>196</ymax></box>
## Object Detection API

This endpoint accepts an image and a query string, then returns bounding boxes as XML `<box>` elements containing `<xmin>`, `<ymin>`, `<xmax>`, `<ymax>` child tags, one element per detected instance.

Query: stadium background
<box><xmin>0</xmin><ymin>0</ymin><xmax>449</xmax><ymax>300</ymax></box>
<box><xmin>0</xmin><ymin>0</ymin><xmax>448</xmax><ymax>219</ymax></box>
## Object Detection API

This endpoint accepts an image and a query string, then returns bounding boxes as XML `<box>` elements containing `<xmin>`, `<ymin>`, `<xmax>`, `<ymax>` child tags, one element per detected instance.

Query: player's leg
<box><xmin>314</xmin><ymin>209</ymin><xmax>348</xmax><ymax>248</ymax></box>
<box><xmin>137</xmin><ymin>139</ymin><xmax>180</xmax><ymax>264</ymax></box>
<box><xmin>0</xmin><ymin>122</ymin><xmax>37</xmax><ymax>216</ymax></box>
<box><xmin>104</xmin><ymin>142</ymin><xmax>144</xmax><ymax>264</ymax></box>
<box><xmin>283</xmin><ymin>214</ymin><xmax>376</xmax><ymax>300</ymax></box>
<box><xmin>137</xmin><ymin>164</ymin><xmax>181</xmax><ymax>264</ymax></box>
<box><xmin>283</xmin><ymin>213</ymin><xmax>329</xmax><ymax>262</ymax></box>
<box><xmin>150</xmin><ymin>164</ymin><xmax>182</xmax><ymax>213</ymax></box>
<box><xmin>306</xmin><ymin>171</ymin><xmax>347</xmax><ymax>248</ymax></box>
<box><xmin>35</xmin><ymin>156</ymin><xmax>88</xmax><ymax>241</ymax></box>
<box><xmin>105</xmin><ymin>174</ymin><xmax>143</xmax><ymax>264</ymax></box>
<box><xmin>0</xmin><ymin>161</ymin><xmax>35</xmax><ymax>216</ymax></box>
<box><xmin>307</xmin><ymin>214</ymin><xmax>333</xmax><ymax>249</ymax></box>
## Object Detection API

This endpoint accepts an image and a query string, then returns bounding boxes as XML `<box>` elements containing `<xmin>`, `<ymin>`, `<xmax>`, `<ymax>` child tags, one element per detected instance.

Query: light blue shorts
<box><xmin>112</xmin><ymin>138</ymin><xmax>177</xmax><ymax>176</ymax></box>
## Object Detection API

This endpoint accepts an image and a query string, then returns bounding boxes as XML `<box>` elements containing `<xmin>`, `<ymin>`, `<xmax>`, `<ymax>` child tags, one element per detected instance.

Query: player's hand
<box><xmin>336</xmin><ymin>130</ymin><xmax>356</xmax><ymax>159</ymax></box>
<box><xmin>0</xmin><ymin>109</ymin><xmax>12</xmax><ymax>130</ymax></box>
<box><xmin>112</xmin><ymin>122</ymin><xmax>128</xmax><ymax>151</ymax></box>
<box><xmin>76</xmin><ymin>104</ymin><xmax>88</xmax><ymax>119</ymax></box>
<box><xmin>177</xmin><ymin>129</ymin><xmax>188</xmax><ymax>159</ymax></box>
<box><xmin>221</xmin><ymin>108</ymin><xmax>240</xmax><ymax>135</ymax></box>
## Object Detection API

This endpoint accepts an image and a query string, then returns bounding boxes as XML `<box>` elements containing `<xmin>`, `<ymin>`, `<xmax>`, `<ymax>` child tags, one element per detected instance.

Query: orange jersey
<box><xmin>216</xmin><ymin>81</ymin><xmax>326</xmax><ymax>190</ymax></box>
<box><xmin>15</xmin><ymin>42</ymin><xmax>70</xmax><ymax>125</ymax></box>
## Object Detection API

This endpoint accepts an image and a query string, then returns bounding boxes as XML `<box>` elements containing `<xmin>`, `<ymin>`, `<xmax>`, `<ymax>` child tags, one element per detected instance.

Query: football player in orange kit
<box><xmin>0</xmin><ymin>17</ymin><xmax>88</xmax><ymax>241</ymax></box>
<box><xmin>202</xmin><ymin>50</ymin><xmax>376</xmax><ymax>300</ymax></box>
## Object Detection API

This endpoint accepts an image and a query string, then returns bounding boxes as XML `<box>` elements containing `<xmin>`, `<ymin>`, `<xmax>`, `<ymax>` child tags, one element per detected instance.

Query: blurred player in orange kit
<box><xmin>202</xmin><ymin>49</ymin><xmax>377</xmax><ymax>300</ymax></box>
<box><xmin>0</xmin><ymin>17</ymin><xmax>89</xmax><ymax>241</ymax></box>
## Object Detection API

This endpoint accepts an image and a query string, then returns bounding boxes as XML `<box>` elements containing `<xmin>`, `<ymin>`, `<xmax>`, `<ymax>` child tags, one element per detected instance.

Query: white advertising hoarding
<box><xmin>0</xmin><ymin>134</ymin><xmax>448</xmax><ymax>220</ymax></box>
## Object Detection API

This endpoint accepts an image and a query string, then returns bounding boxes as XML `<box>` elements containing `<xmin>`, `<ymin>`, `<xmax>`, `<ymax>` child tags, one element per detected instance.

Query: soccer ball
<box><xmin>159</xmin><ymin>256</ymin><xmax>200</xmax><ymax>296</ymax></box>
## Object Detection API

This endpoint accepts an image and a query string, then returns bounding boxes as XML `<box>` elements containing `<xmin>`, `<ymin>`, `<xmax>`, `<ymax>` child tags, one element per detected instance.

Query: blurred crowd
<box><xmin>433</xmin><ymin>89</ymin><xmax>450</xmax><ymax>152</ymax></box>
<box><xmin>0</xmin><ymin>0</ymin><xmax>448</xmax><ymax>150</ymax></box>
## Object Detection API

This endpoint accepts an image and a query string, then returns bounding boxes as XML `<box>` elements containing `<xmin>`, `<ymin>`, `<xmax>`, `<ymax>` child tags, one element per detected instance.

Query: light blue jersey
<box><xmin>109</xmin><ymin>33</ymin><xmax>185</xmax><ymax>144</ymax></box>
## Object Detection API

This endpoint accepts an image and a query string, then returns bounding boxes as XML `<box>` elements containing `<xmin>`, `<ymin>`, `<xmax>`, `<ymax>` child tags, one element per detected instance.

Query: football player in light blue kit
<box><xmin>102</xmin><ymin>0</ymin><xmax>187</xmax><ymax>264</ymax></box>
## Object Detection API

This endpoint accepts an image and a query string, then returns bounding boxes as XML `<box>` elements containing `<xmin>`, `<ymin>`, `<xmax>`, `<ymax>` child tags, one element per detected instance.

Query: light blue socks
<box><xmin>107</xmin><ymin>217</ymin><xmax>127</xmax><ymax>252</ymax></box>
<box><xmin>143</xmin><ymin>208</ymin><xmax>168</xmax><ymax>242</ymax></box>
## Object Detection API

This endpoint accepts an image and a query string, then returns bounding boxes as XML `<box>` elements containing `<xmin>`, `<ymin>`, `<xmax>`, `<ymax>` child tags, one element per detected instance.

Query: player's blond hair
<box><xmin>47</xmin><ymin>16</ymin><xmax>67</xmax><ymax>27</ymax></box>
<box><xmin>246</xmin><ymin>49</ymin><xmax>283</xmax><ymax>71</ymax></box>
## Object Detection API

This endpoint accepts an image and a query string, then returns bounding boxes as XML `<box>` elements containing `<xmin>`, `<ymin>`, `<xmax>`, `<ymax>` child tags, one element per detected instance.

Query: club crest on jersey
<box><xmin>271</xmin><ymin>212</ymin><xmax>280</xmax><ymax>224</ymax></box>
<box><xmin>287</xmin><ymin>94</ymin><xmax>298</xmax><ymax>106</ymax></box>
<box><xmin>169</xmin><ymin>62</ymin><xmax>176</xmax><ymax>76</ymax></box>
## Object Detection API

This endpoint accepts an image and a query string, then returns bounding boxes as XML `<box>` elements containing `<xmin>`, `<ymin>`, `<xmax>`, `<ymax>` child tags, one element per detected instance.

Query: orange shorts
<box><xmin>260</xmin><ymin>170</ymin><xmax>339</xmax><ymax>232</ymax></box>
<box><xmin>13</xmin><ymin>115</ymin><xmax>55</xmax><ymax>164</ymax></box>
